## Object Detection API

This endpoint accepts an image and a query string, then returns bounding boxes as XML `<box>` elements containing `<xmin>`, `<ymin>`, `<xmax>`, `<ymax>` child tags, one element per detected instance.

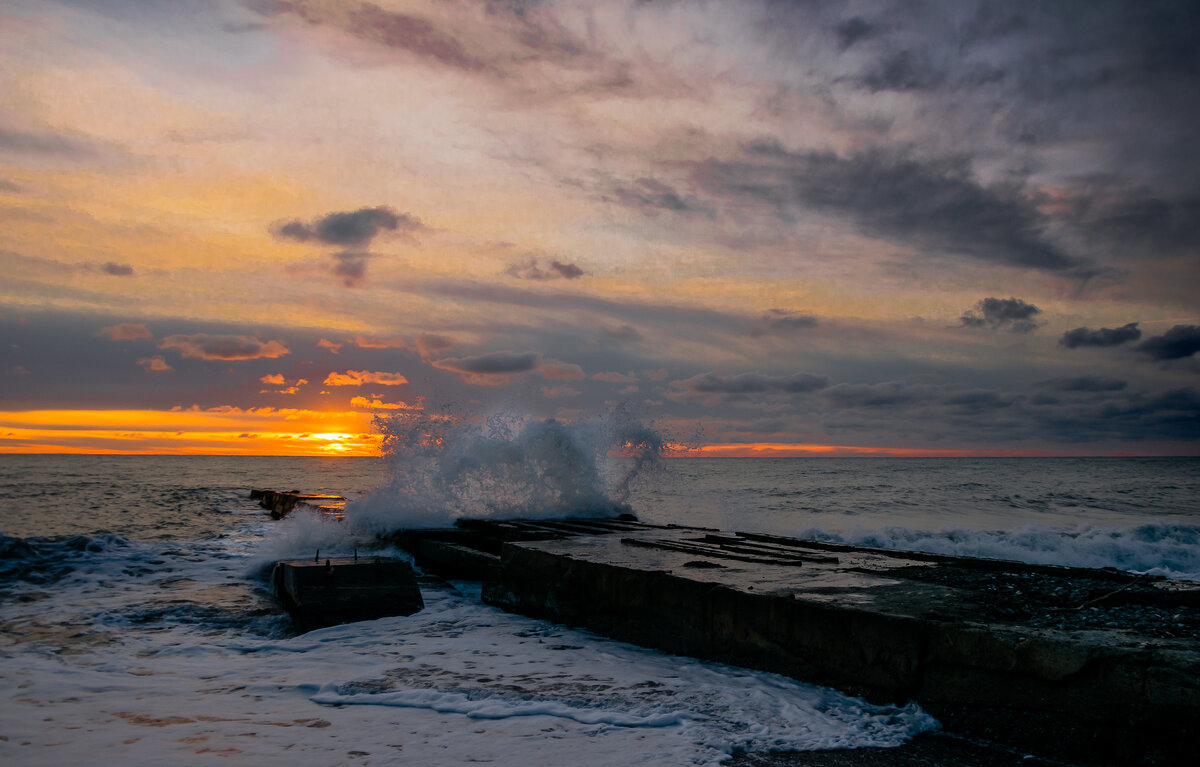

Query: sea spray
<box><xmin>346</xmin><ymin>405</ymin><xmax>667</xmax><ymax>531</ymax></box>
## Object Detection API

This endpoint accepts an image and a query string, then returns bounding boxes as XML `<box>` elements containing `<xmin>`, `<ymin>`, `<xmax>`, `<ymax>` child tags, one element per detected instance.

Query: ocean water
<box><xmin>2</xmin><ymin>451</ymin><xmax>1199</xmax><ymax>766</ymax></box>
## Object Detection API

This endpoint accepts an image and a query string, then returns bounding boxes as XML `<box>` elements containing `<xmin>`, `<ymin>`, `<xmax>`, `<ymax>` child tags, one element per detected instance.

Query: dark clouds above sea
<box><xmin>0</xmin><ymin>0</ymin><xmax>1197</xmax><ymax>453</ymax></box>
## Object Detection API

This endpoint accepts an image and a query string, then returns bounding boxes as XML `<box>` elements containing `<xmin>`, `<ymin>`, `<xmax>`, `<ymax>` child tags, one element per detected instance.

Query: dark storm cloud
<box><xmin>608</xmin><ymin>178</ymin><xmax>710</xmax><ymax>217</ymax></box>
<box><xmin>432</xmin><ymin>351</ymin><xmax>540</xmax><ymax>375</ymax></box>
<box><xmin>677</xmin><ymin>371</ymin><xmax>829</xmax><ymax>395</ymax></box>
<box><xmin>861</xmin><ymin>50</ymin><xmax>947</xmax><ymax>92</ymax></box>
<box><xmin>1136</xmin><ymin>325</ymin><xmax>1200</xmax><ymax>361</ymax></box>
<box><xmin>1060</xmin><ymin>323</ymin><xmax>1141</xmax><ymax>349</ymax></box>
<box><xmin>272</xmin><ymin>206</ymin><xmax>420</xmax><ymax>248</ymax></box>
<box><xmin>749</xmin><ymin>309</ymin><xmax>818</xmax><ymax>337</ymax></box>
<box><xmin>1059</xmin><ymin>387</ymin><xmax>1200</xmax><ymax>442</ymax></box>
<box><xmin>813</xmin><ymin>376</ymin><xmax>1199</xmax><ymax>444</ymax></box>
<box><xmin>158</xmin><ymin>333</ymin><xmax>290</xmax><ymax>361</ymax></box>
<box><xmin>1064</xmin><ymin>185</ymin><xmax>1200</xmax><ymax>259</ymax></box>
<box><xmin>834</xmin><ymin>17</ymin><xmax>876</xmax><ymax>50</ymax></box>
<box><xmin>960</xmin><ymin>297</ymin><xmax>1041</xmax><ymax>333</ymax></box>
<box><xmin>505</xmin><ymin>258</ymin><xmax>587</xmax><ymax>280</ymax></box>
<box><xmin>100</xmin><ymin>262</ymin><xmax>135</xmax><ymax>276</ymax></box>
<box><xmin>1035</xmin><ymin>376</ymin><xmax>1127</xmax><ymax>393</ymax></box>
<box><xmin>693</xmin><ymin>143</ymin><xmax>1082</xmax><ymax>273</ymax></box>
<box><xmin>822</xmin><ymin>381</ymin><xmax>931</xmax><ymax>409</ymax></box>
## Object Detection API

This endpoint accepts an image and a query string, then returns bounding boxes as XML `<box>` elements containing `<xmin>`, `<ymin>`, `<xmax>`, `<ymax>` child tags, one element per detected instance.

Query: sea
<box><xmin>2</xmin><ymin>449</ymin><xmax>1199</xmax><ymax>766</ymax></box>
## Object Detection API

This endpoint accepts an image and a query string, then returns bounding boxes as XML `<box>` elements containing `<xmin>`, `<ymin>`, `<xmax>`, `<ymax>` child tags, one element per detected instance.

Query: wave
<box><xmin>0</xmin><ymin>533</ymin><xmax>131</xmax><ymax>586</ymax></box>
<box><xmin>796</xmin><ymin>522</ymin><xmax>1200</xmax><ymax>580</ymax></box>
<box><xmin>346</xmin><ymin>406</ymin><xmax>665</xmax><ymax>531</ymax></box>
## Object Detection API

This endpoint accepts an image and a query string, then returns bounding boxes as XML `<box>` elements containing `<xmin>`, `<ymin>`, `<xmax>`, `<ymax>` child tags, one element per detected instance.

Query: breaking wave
<box><xmin>346</xmin><ymin>406</ymin><xmax>666</xmax><ymax>531</ymax></box>
<box><xmin>0</xmin><ymin>533</ymin><xmax>131</xmax><ymax>586</ymax></box>
<box><xmin>797</xmin><ymin>522</ymin><xmax>1200</xmax><ymax>581</ymax></box>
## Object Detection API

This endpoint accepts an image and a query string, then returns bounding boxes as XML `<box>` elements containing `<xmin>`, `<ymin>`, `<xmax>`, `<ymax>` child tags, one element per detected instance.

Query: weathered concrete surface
<box><xmin>273</xmin><ymin>556</ymin><xmax>422</xmax><ymax>632</ymax></box>
<box><xmin>461</xmin><ymin>526</ymin><xmax>1199</xmax><ymax>767</ymax></box>
<box><xmin>252</xmin><ymin>489</ymin><xmax>346</xmax><ymax>520</ymax></box>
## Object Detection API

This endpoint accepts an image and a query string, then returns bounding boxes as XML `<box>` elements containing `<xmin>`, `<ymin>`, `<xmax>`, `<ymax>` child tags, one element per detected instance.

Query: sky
<box><xmin>1</xmin><ymin>0</ymin><xmax>1198</xmax><ymax>456</ymax></box>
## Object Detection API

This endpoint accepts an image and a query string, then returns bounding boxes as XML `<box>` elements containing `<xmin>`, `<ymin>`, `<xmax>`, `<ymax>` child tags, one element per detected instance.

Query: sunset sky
<box><xmin>2</xmin><ymin>0</ymin><xmax>1198</xmax><ymax>456</ymax></box>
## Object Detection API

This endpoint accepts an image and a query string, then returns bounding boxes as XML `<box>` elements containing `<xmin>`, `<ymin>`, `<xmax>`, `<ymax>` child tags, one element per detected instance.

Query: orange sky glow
<box><xmin>0</xmin><ymin>409</ymin><xmax>1121</xmax><ymax>458</ymax></box>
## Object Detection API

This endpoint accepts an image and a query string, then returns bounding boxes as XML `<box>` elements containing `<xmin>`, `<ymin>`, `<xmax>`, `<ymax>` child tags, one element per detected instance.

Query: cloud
<box><xmin>323</xmin><ymin>370</ymin><xmax>410</xmax><ymax>386</ymax></box>
<box><xmin>414</xmin><ymin>333</ymin><xmax>455</xmax><ymax>360</ymax></box>
<box><xmin>157</xmin><ymin>334</ymin><xmax>290</xmax><ymax>360</ymax></box>
<box><xmin>349</xmin><ymin>396</ymin><xmax>419</xmax><ymax>410</ymax></box>
<box><xmin>317</xmin><ymin>338</ymin><xmax>341</xmax><ymax>354</ymax></box>
<box><xmin>505</xmin><ymin>257</ymin><xmax>587</xmax><ymax>280</ymax></box>
<box><xmin>600</xmin><ymin>324</ymin><xmax>643</xmax><ymax>343</ymax></box>
<box><xmin>353</xmin><ymin>335</ymin><xmax>408</xmax><ymax>349</ymax></box>
<box><xmin>1035</xmin><ymin>377</ymin><xmax>1127</xmax><ymax>393</ymax></box>
<box><xmin>137</xmin><ymin>356</ymin><xmax>172</xmax><ymax>373</ymax></box>
<box><xmin>749</xmin><ymin>309</ymin><xmax>818</xmax><ymax>336</ymax></box>
<box><xmin>694</xmin><ymin>144</ymin><xmax>1083</xmax><ymax>273</ymax></box>
<box><xmin>1064</xmin><ymin>184</ymin><xmax>1200</xmax><ymax>259</ymax></box>
<box><xmin>98</xmin><ymin>322</ymin><xmax>153</xmax><ymax>341</ymax></box>
<box><xmin>348</xmin><ymin>332</ymin><xmax>453</xmax><ymax>360</ymax></box>
<box><xmin>330</xmin><ymin>251</ymin><xmax>372</xmax><ymax>287</ymax></box>
<box><xmin>0</xmin><ymin>126</ymin><xmax>97</xmax><ymax>158</ymax></box>
<box><xmin>431</xmin><ymin>351</ymin><xmax>543</xmax><ymax>385</ymax></box>
<box><xmin>272</xmin><ymin>205</ymin><xmax>421</xmax><ymax>248</ymax></box>
<box><xmin>100</xmin><ymin>262</ymin><xmax>135</xmax><ymax>277</ymax></box>
<box><xmin>1137</xmin><ymin>325</ymin><xmax>1200</xmax><ymax>360</ymax></box>
<box><xmin>265</xmin><ymin>0</ymin><xmax>490</xmax><ymax>73</ymax></box>
<box><xmin>677</xmin><ymin>371</ymin><xmax>829</xmax><ymax>395</ymax></box>
<box><xmin>960</xmin><ymin>297</ymin><xmax>1042</xmax><ymax>333</ymax></box>
<box><xmin>835</xmin><ymin>17</ymin><xmax>877</xmax><ymax>50</ymax></box>
<box><xmin>822</xmin><ymin>381</ymin><xmax>932</xmax><ymax>409</ymax></box>
<box><xmin>433</xmin><ymin>351</ymin><xmax>539</xmax><ymax>375</ymax></box>
<box><xmin>861</xmin><ymin>50</ymin><xmax>948</xmax><ymax>92</ymax></box>
<box><xmin>593</xmin><ymin>371</ymin><xmax>637</xmax><ymax>384</ymax></box>
<box><xmin>539</xmin><ymin>361</ymin><xmax>585</xmax><ymax>381</ymax></box>
<box><xmin>258</xmin><ymin>374</ymin><xmax>307</xmax><ymax>394</ymax></box>
<box><xmin>607</xmin><ymin>177</ymin><xmax>710</xmax><ymax>217</ymax></box>
<box><xmin>541</xmin><ymin>386</ymin><xmax>580</xmax><ymax>399</ymax></box>
<box><xmin>1060</xmin><ymin>323</ymin><xmax>1142</xmax><ymax>349</ymax></box>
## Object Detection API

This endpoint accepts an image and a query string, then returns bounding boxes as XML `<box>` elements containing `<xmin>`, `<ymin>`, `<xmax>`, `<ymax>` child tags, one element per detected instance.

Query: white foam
<box><xmin>797</xmin><ymin>522</ymin><xmax>1200</xmax><ymax>580</ymax></box>
<box><xmin>1</xmin><ymin>534</ymin><xmax>936</xmax><ymax>766</ymax></box>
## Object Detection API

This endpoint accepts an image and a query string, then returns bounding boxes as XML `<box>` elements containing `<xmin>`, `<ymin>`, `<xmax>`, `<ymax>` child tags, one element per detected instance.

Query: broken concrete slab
<box><xmin>251</xmin><ymin>489</ymin><xmax>347</xmax><ymax>520</ymax></box>
<box><xmin>273</xmin><ymin>556</ymin><xmax>422</xmax><ymax>633</ymax></box>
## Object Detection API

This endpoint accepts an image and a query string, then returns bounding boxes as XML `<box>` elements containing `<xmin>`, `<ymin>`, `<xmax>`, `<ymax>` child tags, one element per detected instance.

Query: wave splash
<box><xmin>347</xmin><ymin>406</ymin><xmax>666</xmax><ymax>531</ymax></box>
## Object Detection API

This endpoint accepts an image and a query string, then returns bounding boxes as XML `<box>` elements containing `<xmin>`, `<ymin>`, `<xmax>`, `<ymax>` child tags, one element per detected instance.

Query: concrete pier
<box><xmin>397</xmin><ymin>519</ymin><xmax>1199</xmax><ymax>767</ymax></box>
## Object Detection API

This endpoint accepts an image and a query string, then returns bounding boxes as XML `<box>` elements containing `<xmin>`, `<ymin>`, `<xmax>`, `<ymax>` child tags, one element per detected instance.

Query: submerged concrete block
<box><xmin>273</xmin><ymin>556</ymin><xmax>422</xmax><ymax>633</ymax></box>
